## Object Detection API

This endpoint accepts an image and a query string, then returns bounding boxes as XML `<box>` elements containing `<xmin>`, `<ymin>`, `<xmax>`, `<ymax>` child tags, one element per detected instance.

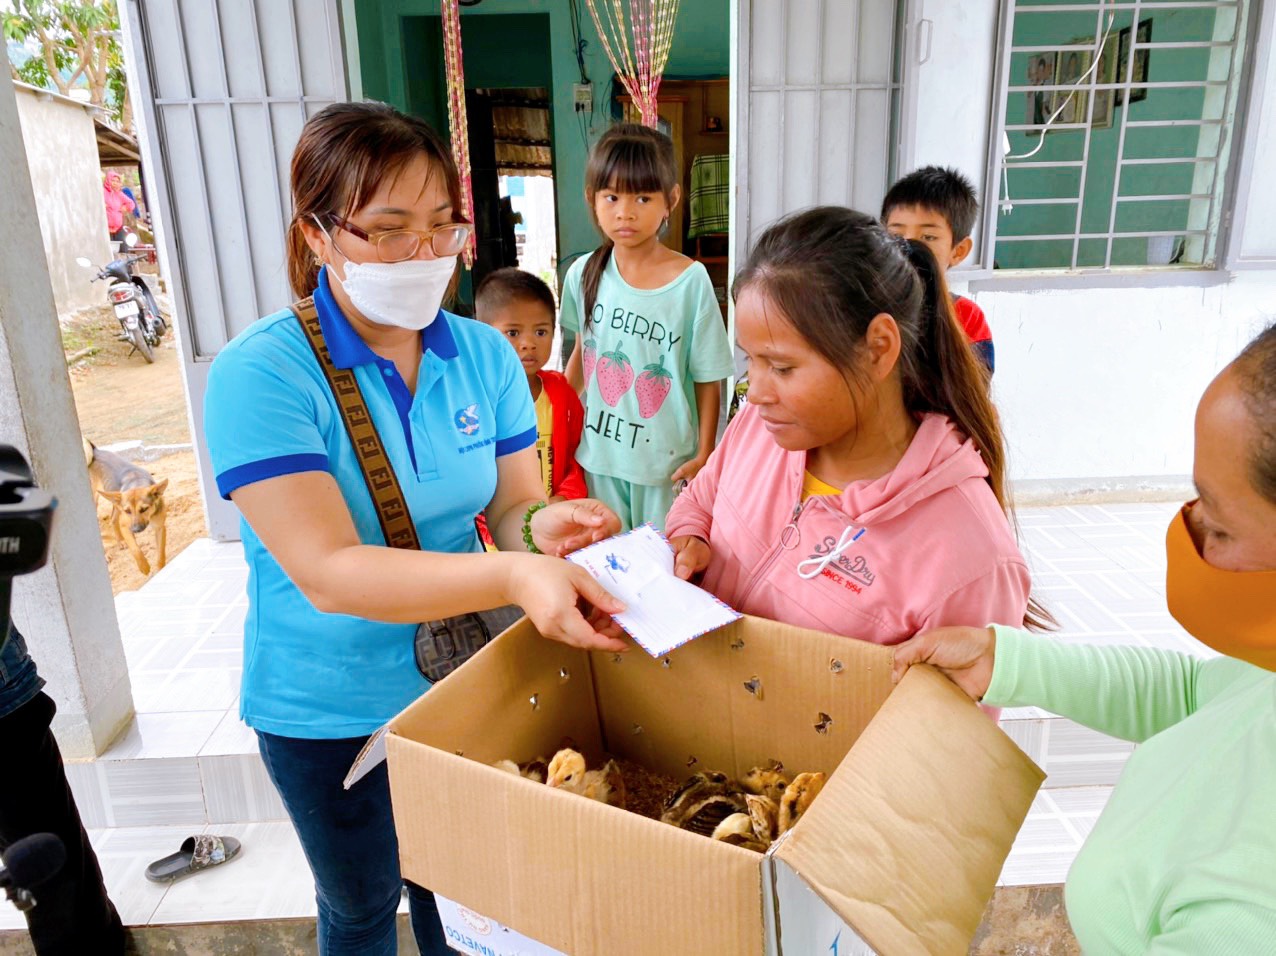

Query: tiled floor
<box><xmin>1</xmin><ymin>501</ymin><xmax>1206</xmax><ymax>932</ymax></box>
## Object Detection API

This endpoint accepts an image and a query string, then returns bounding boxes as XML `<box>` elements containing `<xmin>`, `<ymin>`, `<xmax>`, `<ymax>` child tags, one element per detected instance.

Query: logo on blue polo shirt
<box><xmin>454</xmin><ymin>404</ymin><xmax>481</xmax><ymax>436</ymax></box>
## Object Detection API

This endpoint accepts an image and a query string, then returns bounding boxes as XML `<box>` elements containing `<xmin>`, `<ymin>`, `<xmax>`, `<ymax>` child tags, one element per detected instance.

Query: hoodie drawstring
<box><xmin>797</xmin><ymin>525</ymin><xmax>867</xmax><ymax>580</ymax></box>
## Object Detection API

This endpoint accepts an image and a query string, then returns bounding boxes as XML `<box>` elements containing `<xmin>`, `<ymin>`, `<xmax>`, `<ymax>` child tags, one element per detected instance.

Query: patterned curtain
<box><xmin>586</xmin><ymin>0</ymin><xmax>682</xmax><ymax>128</ymax></box>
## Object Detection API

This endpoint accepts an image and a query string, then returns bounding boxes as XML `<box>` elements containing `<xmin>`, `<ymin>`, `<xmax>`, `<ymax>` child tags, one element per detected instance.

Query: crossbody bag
<box><xmin>293</xmin><ymin>297</ymin><xmax>523</xmax><ymax>682</ymax></box>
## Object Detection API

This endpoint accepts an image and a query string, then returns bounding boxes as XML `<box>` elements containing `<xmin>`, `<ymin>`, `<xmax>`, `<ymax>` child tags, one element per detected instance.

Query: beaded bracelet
<box><xmin>522</xmin><ymin>501</ymin><xmax>549</xmax><ymax>554</ymax></box>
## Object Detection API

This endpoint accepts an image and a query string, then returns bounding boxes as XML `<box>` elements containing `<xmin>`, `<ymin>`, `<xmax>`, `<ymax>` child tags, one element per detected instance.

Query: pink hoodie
<box><xmin>665</xmin><ymin>406</ymin><xmax>1030</xmax><ymax>645</ymax></box>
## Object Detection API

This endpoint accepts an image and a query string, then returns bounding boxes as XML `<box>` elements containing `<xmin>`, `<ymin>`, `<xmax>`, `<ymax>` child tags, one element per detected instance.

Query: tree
<box><xmin>3</xmin><ymin>0</ymin><xmax>130</xmax><ymax>128</ymax></box>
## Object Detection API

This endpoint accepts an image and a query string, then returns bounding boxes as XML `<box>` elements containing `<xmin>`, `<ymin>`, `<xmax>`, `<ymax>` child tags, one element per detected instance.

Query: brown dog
<box><xmin>86</xmin><ymin>441</ymin><xmax>168</xmax><ymax>576</ymax></box>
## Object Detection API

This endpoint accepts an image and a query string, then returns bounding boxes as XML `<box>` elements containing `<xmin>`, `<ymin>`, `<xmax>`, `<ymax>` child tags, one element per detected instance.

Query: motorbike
<box><xmin>76</xmin><ymin>234</ymin><xmax>167</xmax><ymax>363</ymax></box>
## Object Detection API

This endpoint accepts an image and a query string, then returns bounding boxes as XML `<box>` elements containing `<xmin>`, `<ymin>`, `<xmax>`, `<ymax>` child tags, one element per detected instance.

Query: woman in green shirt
<box><xmin>893</xmin><ymin>324</ymin><xmax>1276</xmax><ymax>955</ymax></box>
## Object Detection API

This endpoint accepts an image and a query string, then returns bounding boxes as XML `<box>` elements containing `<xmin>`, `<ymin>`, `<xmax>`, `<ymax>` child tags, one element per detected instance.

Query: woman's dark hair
<box><xmin>286</xmin><ymin>101</ymin><xmax>462</xmax><ymax>299</ymax></box>
<box><xmin>580</xmin><ymin>123</ymin><xmax>680</xmax><ymax>326</ymax></box>
<box><xmin>734</xmin><ymin>206</ymin><xmax>1050</xmax><ymax>629</ymax></box>
<box><xmin>1233</xmin><ymin>323</ymin><xmax>1276</xmax><ymax>504</ymax></box>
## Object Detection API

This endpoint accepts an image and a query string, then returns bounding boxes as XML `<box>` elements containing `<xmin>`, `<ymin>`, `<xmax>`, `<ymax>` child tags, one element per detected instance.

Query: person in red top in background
<box><xmin>476</xmin><ymin>268</ymin><xmax>587</xmax><ymax>502</ymax></box>
<box><xmin>882</xmin><ymin>166</ymin><xmax>995</xmax><ymax>377</ymax></box>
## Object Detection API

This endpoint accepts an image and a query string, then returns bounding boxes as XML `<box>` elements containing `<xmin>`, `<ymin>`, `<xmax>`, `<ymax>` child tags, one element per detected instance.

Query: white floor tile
<box><xmin>101</xmin><ymin>711</ymin><xmax>224</xmax><ymax>760</ymax></box>
<box><xmin>199</xmin><ymin>754</ymin><xmax>288</xmax><ymax>823</ymax></box>
<box><xmin>99</xmin><ymin>758</ymin><xmax>207</xmax><ymax>828</ymax></box>
<box><xmin>91</xmin><ymin>824</ymin><xmax>197</xmax><ymax>925</ymax></box>
<box><xmin>148</xmin><ymin>821</ymin><xmax>318</xmax><ymax>923</ymax></box>
<box><xmin>200</xmin><ymin>708</ymin><xmax>258</xmax><ymax>757</ymax></box>
<box><xmin>130</xmin><ymin>667</ymin><xmax>240</xmax><ymax>714</ymax></box>
<box><xmin>1042</xmin><ymin>787</ymin><xmax>1114</xmax><ymax>817</ymax></box>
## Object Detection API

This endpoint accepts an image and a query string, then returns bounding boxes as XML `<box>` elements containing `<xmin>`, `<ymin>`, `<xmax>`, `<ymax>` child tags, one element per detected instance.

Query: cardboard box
<box><xmin>372</xmin><ymin>617</ymin><xmax>1043</xmax><ymax>955</ymax></box>
<box><xmin>436</xmin><ymin>894</ymin><xmax>563</xmax><ymax>955</ymax></box>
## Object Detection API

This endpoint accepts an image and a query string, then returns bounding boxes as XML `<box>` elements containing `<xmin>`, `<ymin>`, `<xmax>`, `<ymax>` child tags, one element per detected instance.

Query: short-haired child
<box><xmin>882</xmin><ymin>166</ymin><xmax>995</xmax><ymax>376</ymax></box>
<box><xmin>476</xmin><ymin>268</ymin><xmax>587</xmax><ymax>502</ymax></box>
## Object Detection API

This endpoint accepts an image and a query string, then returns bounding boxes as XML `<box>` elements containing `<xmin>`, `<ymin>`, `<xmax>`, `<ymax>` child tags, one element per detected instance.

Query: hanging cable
<box><xmin>1006</xmin><ymin>0</ymin><xmax>1116</xmax><ymax>161</ymax></box>
<box><xmin>568</xmin><ymin>0</ymin><xmax>591</xmax><ymax>85</ymax></box>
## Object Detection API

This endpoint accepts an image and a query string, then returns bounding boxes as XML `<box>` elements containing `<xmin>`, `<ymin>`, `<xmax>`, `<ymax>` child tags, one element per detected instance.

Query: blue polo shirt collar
<box><xmin>313</xmin><ymin>267</ymin><xmax>459</xmax><ymax>368</ymax></box>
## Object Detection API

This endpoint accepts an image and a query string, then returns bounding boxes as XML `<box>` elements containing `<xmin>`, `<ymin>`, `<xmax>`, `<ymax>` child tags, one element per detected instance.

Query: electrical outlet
<box><xmin>573</xmin><ymin>83</ymin><xmax>593</xmax><ymax>114</ymax></box>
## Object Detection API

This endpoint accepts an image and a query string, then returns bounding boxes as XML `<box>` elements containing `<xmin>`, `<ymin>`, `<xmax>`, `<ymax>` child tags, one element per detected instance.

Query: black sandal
<box><xmin>144</xmin><ymin>834</ymin><xmax>242</xmax><ymax>883</ymax></box>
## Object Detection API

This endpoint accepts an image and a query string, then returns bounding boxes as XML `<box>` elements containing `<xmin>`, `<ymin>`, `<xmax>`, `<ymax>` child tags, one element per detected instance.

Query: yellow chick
<box><xmin>546</xmin><ymin>749</ymin><xmax>626</xmax><ymax>808</ymax></box>
<box><xmin>777</xmin><ymin>772</ymin><xmax>827</xmax><ymax>835</ymax></box>
<box><xmin>711</xmin><ymin>813</ymin><xmax>768</xmax><ymax>853</ymax></box>
<box><xmin>491</xmin><ymin>759</ymin><xmax>522</xmax><ymax>777</ymax></box>
<box><xmin>546</xmin><ymin>748</ymin><xmax>588</xmax><ymax>790</ymax></box>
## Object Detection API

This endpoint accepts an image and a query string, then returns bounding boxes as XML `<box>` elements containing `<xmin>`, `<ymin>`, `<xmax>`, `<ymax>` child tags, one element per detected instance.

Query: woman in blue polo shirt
<box><xmin>204</xmin><ymin>102</ymin><xmax>625</xmax><ymax>956</ymax></box>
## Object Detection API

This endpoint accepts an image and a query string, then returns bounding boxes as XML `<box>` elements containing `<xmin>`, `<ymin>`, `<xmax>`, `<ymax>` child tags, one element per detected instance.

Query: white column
<box><xmin>0</xmin><ymin>71</ymin><xmax>134</xmax><ymax>759</ymax></box>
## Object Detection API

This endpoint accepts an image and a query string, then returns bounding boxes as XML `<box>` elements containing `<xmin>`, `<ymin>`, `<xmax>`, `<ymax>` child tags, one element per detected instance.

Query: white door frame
<box><xmin>119</xmin><ymin>0</ymin><xmax>350</xmax><ymax>540</ymax></box>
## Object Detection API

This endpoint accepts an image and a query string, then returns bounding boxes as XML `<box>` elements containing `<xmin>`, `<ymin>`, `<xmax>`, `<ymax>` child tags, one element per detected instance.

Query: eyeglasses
<box><xmin>323</xmin><ymin>214</ymin><xmax>473</xmax><ymax>262</ymax></box>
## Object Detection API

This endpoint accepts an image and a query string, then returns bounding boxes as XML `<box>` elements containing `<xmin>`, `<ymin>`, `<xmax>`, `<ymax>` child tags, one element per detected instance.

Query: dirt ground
<box><xmin>63</xmin><ymin>305</ymin><xmax>208</xmax><ymax>594</ymax></box>
<box><xmin>65</xmin><ymin>306</ymin><xmax>192</xmax><ymax>445</ymax></box>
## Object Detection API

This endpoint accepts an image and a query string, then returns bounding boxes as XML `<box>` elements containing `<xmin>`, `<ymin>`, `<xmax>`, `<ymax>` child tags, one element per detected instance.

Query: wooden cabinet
<box><xmin>621</xmin><ymin>97</ymin><xmax>686</xmax><ymax>252</ymax></box>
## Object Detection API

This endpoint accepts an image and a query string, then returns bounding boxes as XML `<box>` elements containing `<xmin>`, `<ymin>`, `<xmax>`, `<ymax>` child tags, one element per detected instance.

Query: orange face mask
<box><xmin>1165</xmin><ymin>505</ymin><xmax>1276</xmax><ymax>672</ymax></box>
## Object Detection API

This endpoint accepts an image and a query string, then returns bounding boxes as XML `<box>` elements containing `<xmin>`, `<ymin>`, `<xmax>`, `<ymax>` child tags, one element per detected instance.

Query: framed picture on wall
<box><xmin>1117</xmin><ymin>18</ymin><xmax>1153</xmax><ymax>105</ymax></box>
<box><xmin>1091</xmin><ymin>34</ymin><xmax>1118</xmax><ymax>129</ymax></box>
<box><xmin>1025</xmin><ymin>51</ymin><xmax>1057</xmax><ymax>126</ymax></box>
<box><xmin>1053</xmin><ymin>46</ymin><xmax>1091</xmax><ymax>125</ymax></box>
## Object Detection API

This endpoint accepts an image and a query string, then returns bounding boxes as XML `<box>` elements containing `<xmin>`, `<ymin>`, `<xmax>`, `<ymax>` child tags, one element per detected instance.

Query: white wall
<box><xmin>734</xmin><ymin>0</ymin><xmax>1276</xmax><ymax>496</ymax></box>
<box><xmin>964</xmin><ymin>274</ymin><xmax>1273</xmax><ymax>491</ymax></box>
<box><xmin>13</xmin><ymin>85</ymin><xmax>113</xmax><ymax>314</ymax></box>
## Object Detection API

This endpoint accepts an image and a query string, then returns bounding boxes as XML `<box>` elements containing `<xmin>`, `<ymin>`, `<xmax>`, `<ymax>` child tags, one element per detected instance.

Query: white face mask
<box><xmin>316</xmin><ymin>217</ymin><xmax>457</xmax><ymax>331</ymax></box>
<box><xmin>335</xmin><ymin>256</ymin><xmax>457</xmax><ymax>331</ymax></box>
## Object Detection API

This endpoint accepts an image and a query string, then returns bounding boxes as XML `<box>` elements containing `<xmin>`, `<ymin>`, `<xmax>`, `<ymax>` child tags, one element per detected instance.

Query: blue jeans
<box><xmin>256</xmin><ymin>730</ymin><xmax>451</xmax><ymax>955</ymax></box>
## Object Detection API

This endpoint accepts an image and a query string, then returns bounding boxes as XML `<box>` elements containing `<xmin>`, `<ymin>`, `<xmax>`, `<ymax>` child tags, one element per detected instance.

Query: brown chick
<box><xmin>662</xmin><ymin>771</ymin><xmax>731</xmax><ymax>813</ymax></box>
<box><xmin>661</xmin><ymin>771</ymin><xmax>748</xmax><ymax>835</ymax></box>
<box><xmin>745</xmin><ymin>793</ymin><xmax>780</xmax><ymax>844</ymax></box>
<box><xmin>777</xmin><ymin>772</ymin><xmax>827</xmax><ymax>835</ymax></box>
<box><xmin>741</xmin><ymin>766</ymin><xmax>790</xmax><ymax>804</ymax></box>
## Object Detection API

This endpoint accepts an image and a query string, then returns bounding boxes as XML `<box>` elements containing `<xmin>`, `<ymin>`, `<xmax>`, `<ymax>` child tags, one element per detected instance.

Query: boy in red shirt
<box><xmin>882</xmin><ymin>166</ymin><xmax>995</xmax><ymax>376</ymax></box>
<box><xmin>476</xmin><ymin>268</ymin><xmax>587</xmax><ymax>501</ymax></box>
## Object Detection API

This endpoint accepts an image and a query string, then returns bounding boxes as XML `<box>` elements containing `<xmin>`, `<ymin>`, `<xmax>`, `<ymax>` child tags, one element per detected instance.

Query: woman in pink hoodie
<box><xmin>667</xmin><ymin>208</ymin><xmax>1042</xmax><ymax>645</ymax></box>
<box><xmin>102</xmin><ymin>171</ymin><xmax>135</xmax><ymax>243</ymax></box>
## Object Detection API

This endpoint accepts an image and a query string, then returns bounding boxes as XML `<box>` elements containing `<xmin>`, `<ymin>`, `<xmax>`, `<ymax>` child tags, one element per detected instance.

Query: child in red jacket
<box><xmin>476</xmin><ymin>268</ymin><xmax>587</xmax><ymax>502</ymax></box>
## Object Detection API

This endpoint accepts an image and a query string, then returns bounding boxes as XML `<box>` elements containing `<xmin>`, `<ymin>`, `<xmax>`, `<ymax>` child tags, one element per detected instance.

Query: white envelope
<box><xmin>566</xmin><ymin>524</ymin><xmax>741</xmax><ymax>657</ymax></box>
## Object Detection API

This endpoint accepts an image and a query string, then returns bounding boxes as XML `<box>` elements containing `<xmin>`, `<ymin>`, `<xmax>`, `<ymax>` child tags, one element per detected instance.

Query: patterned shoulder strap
<box><xmin>292</xmin><ymin>298</ymin><xmax>421</xmax><ymax>551</ymax></box>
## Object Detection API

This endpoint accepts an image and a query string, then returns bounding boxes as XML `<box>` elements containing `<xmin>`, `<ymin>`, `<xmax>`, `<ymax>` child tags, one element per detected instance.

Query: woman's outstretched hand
<box><xmin>671</xmin><ymin>535</ymin><xmax>711</xmax><ymax>581</ymax></box>
<box><xmin>505</xmin><ymin>553</ymin><xmax>628</xmax><ymax>653</ymax></box>
<box><xmin>531</xmin><ymin>498</ymin><xmax>621</xmax><ymax>557</ymax></box>
<box><xmin>890</xmin><ymin>626</ymin><xmax>998</xmax><ymax>702</ymax></box>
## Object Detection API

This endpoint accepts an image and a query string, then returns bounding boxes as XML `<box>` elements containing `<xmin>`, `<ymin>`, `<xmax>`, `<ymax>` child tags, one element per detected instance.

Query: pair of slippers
<box><xmin>144</xmin><ymin>834</ymin><xmax>242</xmax><ymax>883</ymax></box>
